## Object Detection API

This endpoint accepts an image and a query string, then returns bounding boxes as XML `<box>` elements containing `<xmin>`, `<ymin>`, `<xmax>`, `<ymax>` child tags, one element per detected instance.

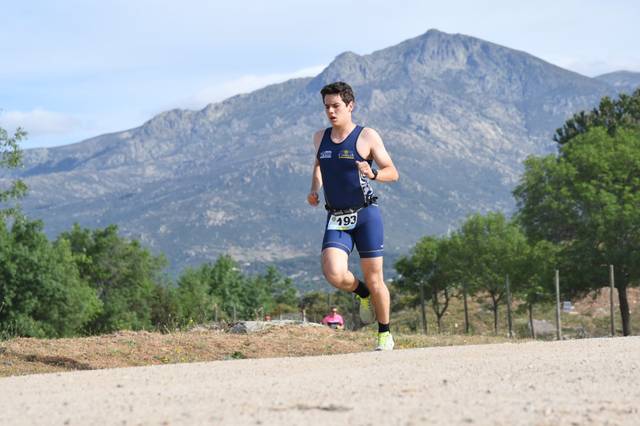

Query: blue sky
<box><xmin>1</xmin><ymin>0</ymin><xmax>639</xmax><ymax>149</ymax></box>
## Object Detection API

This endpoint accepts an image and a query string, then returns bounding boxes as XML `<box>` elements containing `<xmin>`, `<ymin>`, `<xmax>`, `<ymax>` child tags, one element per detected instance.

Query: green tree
<box><xmin>395</xmin><ymin>236</ymin><xmax>440</xmax><ymax>334</ymax></box>
<box><xmin>248</xmin><ymin>266</ymin><xmax>299</xmax><ymax>318</ymax></box>
<box><xmin>514</xmin><ymin>127</ymin><xmax>640</xmax><ymax>335</ymax></box>
<box><xmin>207</xmin><ymin>255</ymin><xmax>247</xmax><ymax>320</ymax></box>
<box><xmin>241</xmin><ymin>273</ymin><xmax>272</xmax><ymax>320</ymax></box>
<box><xmin>513</xmin><ymin>240</ymin><xmax>559</xmax><ymax>338</ymax></box>
<box><xmin>0</xmin><ymin>125</ymin><xmax>28</xmax><ymax>220</ymax></box>
<box><xmin>150</xmin><ymin>282</ymin><xmax>181</xmax><ymax>332</ymax></box>
<box><xmin>0</xmin><ymin>219</ymin><xmax>101</xmax><ymax>338</ymax></box>
<box><xmin>262</xmin><ymin>266</ymin><xmax>298</xmax><ymax>309</ymax></box>
<box><xmin>453</xmin><ymin>213</ymin><xmax>529</xmax><ymax>334</ymax></box>
<box><xmin>176</xmin><ymin>266</ymin><xmax>219</xmax><ymax>325</ymax></box>
<box><xmin>58</xmin><ymin>224</ymin><xmax>167</xmax><ymax>333</ymax></box>
<box><xmin>175</xmin><ymin>258</ymin><xmax>298</xmax><ymax>323</ymax></box>
<box><xmin>437</xmin><ymin>235</ymin><xmax>476</xmax><ymax>334</ymax></box>
<box><xmin>554</xmin><ymin>89</ymin><xmax>640</xmax><ymax>144</ymax></box>
<box><xmin>394</xmin><ymin>255</ymin><xmax>428</xmax><ymax>333</ymax></box>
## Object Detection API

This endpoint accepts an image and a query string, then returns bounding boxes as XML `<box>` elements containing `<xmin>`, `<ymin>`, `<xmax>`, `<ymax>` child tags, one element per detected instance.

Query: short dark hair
<box><xmin>320</xmin><ymin>81</ymin><xmax>355</xmax><ymax>106</ymax></box>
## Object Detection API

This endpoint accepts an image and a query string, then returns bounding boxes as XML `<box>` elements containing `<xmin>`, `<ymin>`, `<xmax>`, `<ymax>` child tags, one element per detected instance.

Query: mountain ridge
<box><xmin>3</xmin><ymin>29</ymin><xmax>636</xmax><ymax>283</ymax></box>
<box><xmin>594</xmin><ymin>70</ymin><xmax>640</xmax><ymax>95</ymax></box>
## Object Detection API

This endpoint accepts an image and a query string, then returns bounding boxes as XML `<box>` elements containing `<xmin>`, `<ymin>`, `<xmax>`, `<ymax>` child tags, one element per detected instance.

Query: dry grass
<box><xmin>2</xmin><ymin>287</ymin><xmax>636</xmax><ymax>378</ymax></box>
<box><xmin>0</xmin><ymin>324</ymin><xmax>509</xmax><ymax>378</ymax></box>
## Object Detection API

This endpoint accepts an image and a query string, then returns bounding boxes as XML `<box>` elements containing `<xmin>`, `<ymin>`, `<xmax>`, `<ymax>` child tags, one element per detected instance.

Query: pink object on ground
<box><xmin>321</xmin><ymin>313</ymin><xmax>344</xmax><ymax>327</ymax></box>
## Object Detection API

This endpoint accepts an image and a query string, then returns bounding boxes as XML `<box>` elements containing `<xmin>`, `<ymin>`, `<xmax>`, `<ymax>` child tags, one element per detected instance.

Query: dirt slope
<box><xmin>0</xmin><ymin>325</ymin><xmax>506</xmax><ymax>377</ymax></box>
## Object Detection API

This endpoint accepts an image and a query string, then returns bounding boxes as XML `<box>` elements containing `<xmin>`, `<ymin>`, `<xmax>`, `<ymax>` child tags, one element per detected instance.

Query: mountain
<box><xmin>595</xmin><ymin>71</ymin><xmax>640</xmax><ymax>95</ymax></box>
<box><xmin>2</xmin><ymin>30</ymin><xmax>632</xmax><ymax>283</ymax></box>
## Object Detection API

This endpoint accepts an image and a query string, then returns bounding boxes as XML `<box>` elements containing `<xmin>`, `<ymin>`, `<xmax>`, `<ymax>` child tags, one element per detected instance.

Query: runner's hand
<box><xmin>307</xmin><ymin>191</ymin><xmax>319</xmax><ymax>206</ymax></box>
<box><xmin>356</xmin><ymin>161</ymin><xmax>374</xmax><ymax>179</ymax></box>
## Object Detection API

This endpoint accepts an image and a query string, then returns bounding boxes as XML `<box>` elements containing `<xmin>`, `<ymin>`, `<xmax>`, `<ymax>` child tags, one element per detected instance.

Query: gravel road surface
<box><xmin>1</xmin><ymin>337</ymin><xmax>639</xmax><ymax>425</ymax></box>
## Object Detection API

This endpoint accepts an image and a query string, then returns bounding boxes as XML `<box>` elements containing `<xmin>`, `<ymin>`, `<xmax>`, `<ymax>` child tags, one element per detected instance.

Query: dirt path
<box><xmin>1</xmin><ymin>337</ymin><xmax>638</xmax><ymax>425</ymax></box>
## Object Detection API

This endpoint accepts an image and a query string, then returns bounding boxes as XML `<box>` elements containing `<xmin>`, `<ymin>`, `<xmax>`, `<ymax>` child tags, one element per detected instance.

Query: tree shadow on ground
<box><xmin>18</xmin><ymin>353</ymin><xmax>93</xmax><ymax>371</ymax></box>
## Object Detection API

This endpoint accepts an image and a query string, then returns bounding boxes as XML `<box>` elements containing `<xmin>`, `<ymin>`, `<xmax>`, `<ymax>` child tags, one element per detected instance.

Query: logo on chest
<box><xmin>338</xmin><ymin>149</ymin><xmax>355</xmax><ymax>160</ymax></box>
<box><xmin>319</xmin><ymin>150</ymin><xmax>332</xmax><ymax>159</ymax></box>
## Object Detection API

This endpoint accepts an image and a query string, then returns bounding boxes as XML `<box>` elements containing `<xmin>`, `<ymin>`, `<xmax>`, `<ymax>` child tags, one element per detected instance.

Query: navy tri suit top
<box><xmin>316</xmin><ymin>125</ymin><xmax>376</xmax><ymax>210</ymax></box>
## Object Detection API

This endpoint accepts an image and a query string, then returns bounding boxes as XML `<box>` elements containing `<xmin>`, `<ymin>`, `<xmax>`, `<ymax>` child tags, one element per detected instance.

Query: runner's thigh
<box><xmin>322</xmin><ymin>223</ymin><xmax>355</xmax><ymax>255</ymax></box>
<box><xmin>353</xmin><ymin>206</ymin><xmax>384</xmax><ymax>259</ymax></box>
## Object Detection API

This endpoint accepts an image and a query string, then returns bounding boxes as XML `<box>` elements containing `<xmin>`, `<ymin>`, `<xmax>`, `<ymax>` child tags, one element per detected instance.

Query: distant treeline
<box><xmin>0</xmin><ymin>221</ymin><xmax>300</xmax><ymax>339</ymax></box>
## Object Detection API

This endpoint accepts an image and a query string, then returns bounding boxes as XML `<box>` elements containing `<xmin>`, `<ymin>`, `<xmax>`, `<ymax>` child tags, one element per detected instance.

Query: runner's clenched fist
<box><xmin>356</xmin><ymin>160</ymin><xmax>374</xmax><ymax>179</ymax></box>
<box><xmin>307</xmin><ymin>191</ymin><xmax>319</xmax><ymax>206</ymax></box>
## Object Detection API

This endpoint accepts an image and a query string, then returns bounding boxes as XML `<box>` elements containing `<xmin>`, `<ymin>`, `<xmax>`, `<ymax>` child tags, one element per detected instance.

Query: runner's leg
<box><xmin>352</xmin><ymin>206</ymin><xmax>387</xmax><ymax>322</ymax></box>
<box><xmin>360</xmin><ymin>257</ymin><xmax>389</xmax><ymax>324</ymax></box>
<box><xmin>321</xmin><ymin>248</ymin><xmax>358</xmax><ymax>292</ymax></box>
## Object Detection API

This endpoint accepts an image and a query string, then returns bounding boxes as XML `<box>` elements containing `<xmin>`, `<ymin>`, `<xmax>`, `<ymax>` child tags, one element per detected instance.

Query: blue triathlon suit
<box><xmin>317</xmin><ymin>125</ymin><xmax>384</xmax><ymax>258</ymax></box>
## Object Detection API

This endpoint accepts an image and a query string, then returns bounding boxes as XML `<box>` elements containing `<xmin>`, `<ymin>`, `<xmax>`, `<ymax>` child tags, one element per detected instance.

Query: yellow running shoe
<box><xmin>356</xmin><ymin>294</ymin><xmax>375</xmax><ymax>324</ymax></box>
<box><xmin>375</xmin><ymin>331</ymin><xmax>394</xmax><ymax>351</ymax></box>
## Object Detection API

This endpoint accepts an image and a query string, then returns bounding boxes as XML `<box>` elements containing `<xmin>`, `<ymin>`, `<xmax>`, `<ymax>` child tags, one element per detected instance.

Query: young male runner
<box><xmin>307</xmin><ymin>81</ymin><xmax>399</xmax><ymax>351</ymax></box>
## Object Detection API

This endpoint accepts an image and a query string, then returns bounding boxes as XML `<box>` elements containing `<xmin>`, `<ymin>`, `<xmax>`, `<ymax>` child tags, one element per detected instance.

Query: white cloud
<box><xmin>183</xmin><ymin>65</ymin><xmax>326</xmax><ymax>109</ymax></box>
<box><xmin>0</xmin><ymin>108</ymin><xmax>80</xmax><ymax>137</ymax></box>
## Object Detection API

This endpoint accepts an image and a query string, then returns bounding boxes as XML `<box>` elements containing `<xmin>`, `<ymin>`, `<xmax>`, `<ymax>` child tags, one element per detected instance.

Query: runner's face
<box><xmin>323</xmin><ymin>94</ymin><xmax>353</xmax><ymax>127</ymax></box>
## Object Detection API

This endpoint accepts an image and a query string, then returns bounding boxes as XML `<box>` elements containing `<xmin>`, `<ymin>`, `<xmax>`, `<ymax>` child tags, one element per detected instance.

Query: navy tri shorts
<box><xmin>322</xmin><ymin>204</ymin><xmax>384</xmax><ymax>258</ymax></box>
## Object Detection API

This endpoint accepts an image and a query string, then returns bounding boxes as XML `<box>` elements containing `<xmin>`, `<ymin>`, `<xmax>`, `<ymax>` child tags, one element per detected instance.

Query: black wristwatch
<box><xmin>371</xmin><ymin>168</ymin><xmax>379</xmax><ymax>180</ymax></box>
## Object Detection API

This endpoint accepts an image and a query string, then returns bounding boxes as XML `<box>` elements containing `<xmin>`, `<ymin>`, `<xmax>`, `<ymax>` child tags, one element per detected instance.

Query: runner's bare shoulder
<box><xmin>357</xmin><ymin>127</ymin><xmax>383</xmax><ymax>159</ymax></box>
<box><xmin>360</xmin><ymin>127</ymin><xmax>383</xmax><ymax>146</ymax></box>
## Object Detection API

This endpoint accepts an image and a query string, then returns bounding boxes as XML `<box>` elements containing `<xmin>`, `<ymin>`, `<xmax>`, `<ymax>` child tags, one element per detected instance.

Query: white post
<box><xmin>506</xmin><ymin>274</ymin><xmax>513</xmax><ymax>338</ymax></box>
<box><xmin>555</xmin><ymin>270</ymin><xmax>562</xmax><ymax>340</ymax></box>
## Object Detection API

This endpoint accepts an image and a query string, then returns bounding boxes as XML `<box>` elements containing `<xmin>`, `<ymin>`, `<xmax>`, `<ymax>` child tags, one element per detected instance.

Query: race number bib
<box><xmin>327</xmin><ymin>212</ymin><xmax>358</xmax><ymax>231</ymax></box>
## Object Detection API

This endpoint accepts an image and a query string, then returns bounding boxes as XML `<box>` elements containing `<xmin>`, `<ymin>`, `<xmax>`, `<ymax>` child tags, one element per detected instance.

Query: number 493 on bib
<box><xmin>327</xmin><ymin>212</ymin><xmax>358</xmax><ymax>231</ymax></box>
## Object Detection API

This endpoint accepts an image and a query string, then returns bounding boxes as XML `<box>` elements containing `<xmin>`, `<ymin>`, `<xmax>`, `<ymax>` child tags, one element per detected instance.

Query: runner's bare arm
<box><xmin>308</xmin><ymin>130</ymin><xmax>324</xmax><ymax>206</ymax></box>
<box><xmin>355</xmin><ymin>128</ymin><xmax>399</xmax><ymax>182</ymax></box>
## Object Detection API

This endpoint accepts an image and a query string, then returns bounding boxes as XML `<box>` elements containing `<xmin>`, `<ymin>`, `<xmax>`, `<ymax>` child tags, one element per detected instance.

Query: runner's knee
<box><xmin>322</xmin><ymin>263</ymin><xmax>347</xmax><ymax>285</ymax></box>
<box><xmin>363</xmin><ymin>274</ymin><xmax>385</xmax><ymax>293</ymax></box>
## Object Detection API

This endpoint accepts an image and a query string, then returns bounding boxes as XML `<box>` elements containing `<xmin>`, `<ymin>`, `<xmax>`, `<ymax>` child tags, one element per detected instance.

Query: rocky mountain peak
<box><xmin>406</xmin><ymin>29</ymin><xmax>475</xmax><ymax>63</ymax></box>
<box><xmin>310</xmin><ymin>50</ymin><xmax>370</xmax><ymax>88</ymax></box>
<box><xmin>9</xmin><ymin>30</ymin><xmax>637</xmax><ymax>281</ymax></box>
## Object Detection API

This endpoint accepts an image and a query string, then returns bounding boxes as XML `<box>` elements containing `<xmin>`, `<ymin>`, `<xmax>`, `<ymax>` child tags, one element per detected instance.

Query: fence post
<box><xmin>506</xmin><ymin>274</ymin><xmax>513</xmax><ymax>338</ymax></box>
<box><xmin>555</xmin><ymin>269</ymin><xmax>562</xmax><ymax>340</ymax></box>
<box><xmin>463</xmin><ymin>283</ymin><xmax>470</xmax><ymax>334</ymax></box>
<box><xmin>610</xmin><ymin>264</ymin><xmax>615</xmax><ymax>337</ymax></box>
<box><xmin>419</xmin><ymin>282</ymin><xmax>427</xmax><ymax>335</ymax></box>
